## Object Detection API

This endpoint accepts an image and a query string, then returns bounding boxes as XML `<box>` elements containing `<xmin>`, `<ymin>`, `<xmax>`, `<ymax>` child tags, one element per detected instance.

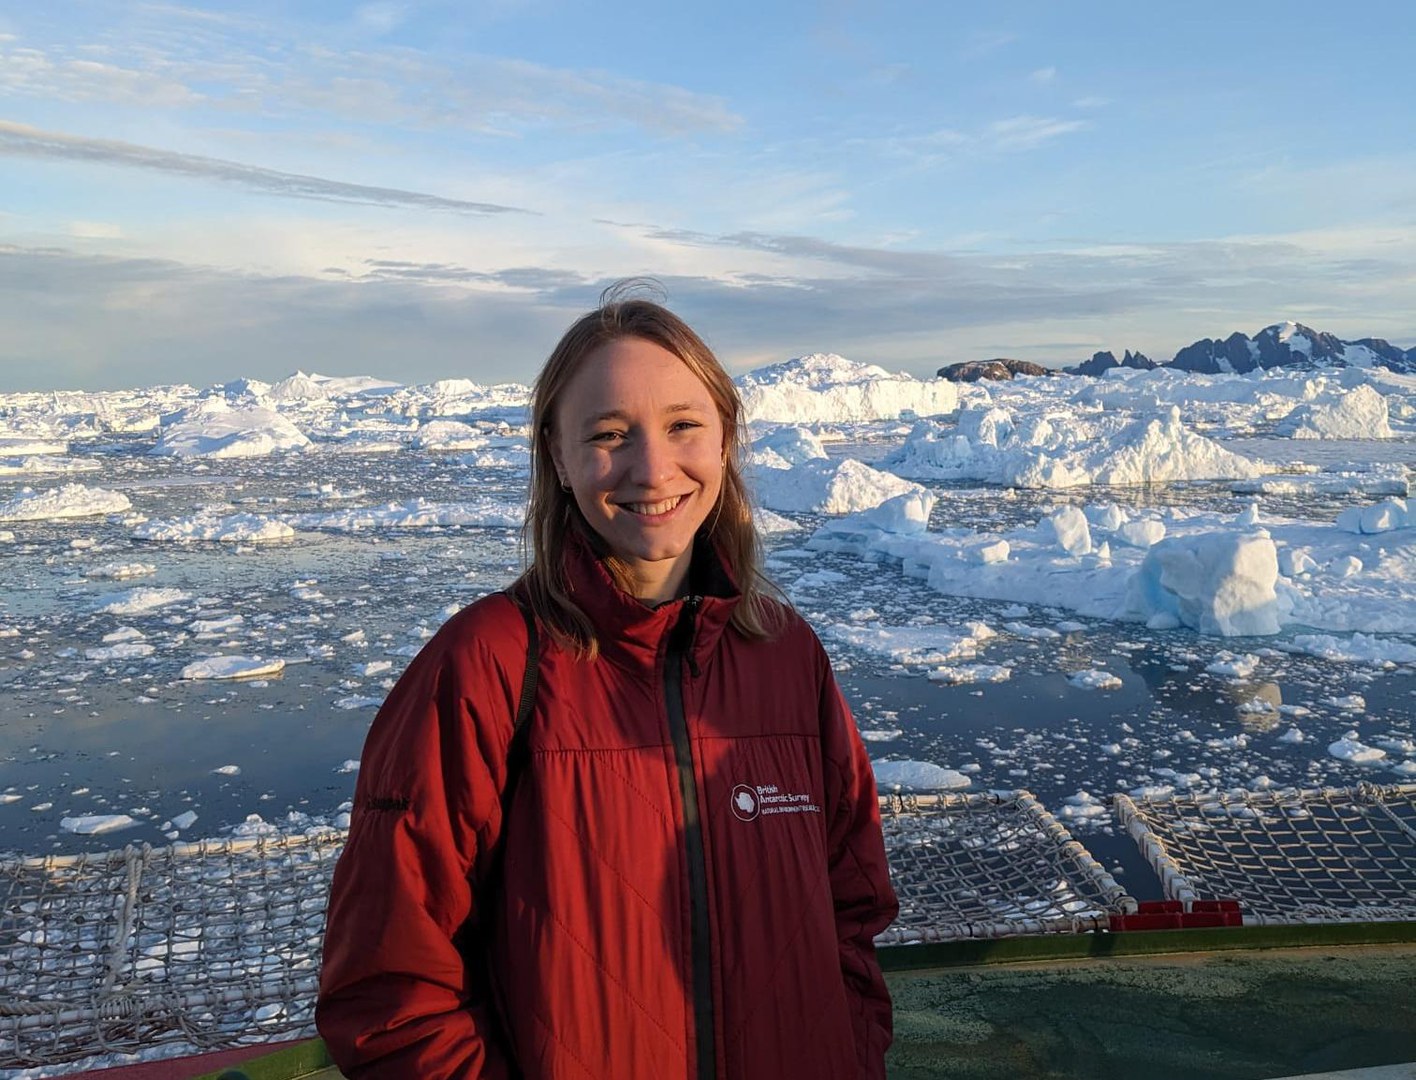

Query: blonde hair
<box><xmin>520</xmin><ymin>284</ymin><xmax>784</xmax><ymax>657</ymax></box>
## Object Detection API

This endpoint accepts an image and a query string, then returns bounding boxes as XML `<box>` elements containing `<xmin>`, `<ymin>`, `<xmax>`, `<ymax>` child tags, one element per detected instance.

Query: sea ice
<box><xmin>1275</xmin><ymin>384</ymin><xmax>1394</xmax><ymax>439</ymax></box>
<box><xmin>927</xmin><ymin>664</ymin><xmax>1012</xmax><ymax>685</ymax></box>
<box><xmin>1327</xmin><ymin>736</ymin><xmax>1385</xmax><ymax>764</ymax></box>
<box><xmin>180</xmin><ymin>656</ymin><xmax>286</xmax><ymax>680</ymax></box>
<box><xmin>1058</xmin><ymin>791</ymin><xmax>1109</xmax><ymax>824</ymax></box>
<box><xmin>1039</xmin><ymin>505</ymin><xmax>1092</xmax><ymax>555</ymax></box>
<box><xmin>85</xmin><ymin>642</ymin><xmax>156</xmax><ymax>661</ymax></box>
<box><xmin>1335</xmin><ymin>498</ymin><xmax>1410</xmax><ymax>535</ymax></box>
<box><xmin>739</xmin><ymin>354</ymin><xmax>960</xmax><ymax>424</ymax></box>
<box><xmin>871</xmin><ymin>759</ymin><xmax>971</xmax><ymax>791</ymax></box>
<box><xmin>410</xmin><ymin>420</ymin><xmax>489</xmax><ymax>451</ymax></box>
<box><xmin>1205</xmin><ymin>652</ymin><xmax>1261</xmax><ymax>678</ymax></box>
<box><xmin>60</xmin><ymin>814</ymin><xmax>139</xmax><ymax>835</ymax></box>
<box><xmin>825</xmin><ymin>621</ymin><xmax>996</xmax><ymax>666</ymax></box>
<box><xmin>152</xmin><ymin>400</ymin><xmax>311</xmax><ymax>458</ymax></box>
<box><xmin>1124</xmin><ymin>532</ymin><xmax>1279</xmax><ymax>636</ymax></box>
<box><xmin>1283</xmin><ymin>633</ymin><xmax>1416</xmax><ymax>667</ymax></box>
<box><xmin>86</xmin><ymin>562</ymin><xmax>158</xmax><ymax>580</ymax></box>
<box><xmin>0</xmin><ymin>483</ymin><xmax>131</xmax><ymax>521</ymax></box>
<box><xmin>287</xmin><ymin>498</ymin><xmax>523</xmax><ymax>531</ymax></box>
<box><xmin>95</xmin><ymin>587</ymin><xmax>193</xmax><ymax>615</ymax></box>
<box><xmin>0</xmin><ymin>435</ymin><xmax>68</xmax><ymax>455</ymax></box>
<box><xmin>1068</xmin><ymin>670</ymin><xmax>1122</xmax><ymax>690</ymax></box>
<box><xmin>751</xmin><ymin>425</ymin><xmax>829</xmax><ymax>465</ymax></box>
<box><xmin>890</xmin><ymin>404</ymin><xmax>1263</xmax><ymax>489</ymax></box>
<box><xmin>135</xmin><ymin>511</ymin><xmax>297</xmax><ymax>544</ymax></box>
<box><xmin>753</xmin><ymin>457</ymin><xmax>927</xmax><ymax>515</ymax></box>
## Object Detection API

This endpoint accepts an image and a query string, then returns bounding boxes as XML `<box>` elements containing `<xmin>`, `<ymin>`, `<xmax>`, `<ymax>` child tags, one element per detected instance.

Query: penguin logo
<box><xmin>731</xmin><ymin>784</ymin><xmax>759</xmax><ymax>822</ymax></box>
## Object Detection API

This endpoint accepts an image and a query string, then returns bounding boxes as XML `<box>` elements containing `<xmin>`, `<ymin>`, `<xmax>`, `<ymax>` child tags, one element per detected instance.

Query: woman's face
<box><xmin>551</xmin><ymin>336</ymin><xmax>725</xmax><ymax>603</ymax></box>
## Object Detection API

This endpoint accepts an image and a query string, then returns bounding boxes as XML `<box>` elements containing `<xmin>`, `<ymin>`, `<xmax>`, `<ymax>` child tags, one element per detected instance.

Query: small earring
<box><xmin>559</xmin><ymin>480</ymin><xmax>571</xmax><ymax>493</ymax></box>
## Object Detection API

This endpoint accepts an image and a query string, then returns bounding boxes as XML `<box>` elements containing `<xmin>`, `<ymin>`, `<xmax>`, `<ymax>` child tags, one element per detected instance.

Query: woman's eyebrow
<box><xmin>585</xmin><ymin>402</ymin><xmax>702</xmax><ymax>425</ymax></box>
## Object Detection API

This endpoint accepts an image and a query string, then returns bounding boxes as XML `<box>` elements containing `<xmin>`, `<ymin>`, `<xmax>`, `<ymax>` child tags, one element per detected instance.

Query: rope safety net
<box><xmin>877</xmin><ymin>790</ymin><xmax>1134</xmax><ymax>943</ymax></box>
<box><xmin>1116</xmin><ymin>781</ymin><xmax>1416</xmax><ymax>924</ymax></box>
<box><xmin>1</xmin><ymin>832</ymin><xmax>340</xmax><ymax>1068</ymax></box>
<box><xmin>3</xmin><ymin>783</ymin><xmax>1414</xmax><ymax>1066</ymax></box>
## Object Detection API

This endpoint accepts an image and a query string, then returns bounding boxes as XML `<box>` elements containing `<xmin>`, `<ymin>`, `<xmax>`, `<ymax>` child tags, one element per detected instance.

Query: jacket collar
<box><xmin>563</xmin><ymin>530</ymin><xmax>740</xmax><ymax>672</ymax></box>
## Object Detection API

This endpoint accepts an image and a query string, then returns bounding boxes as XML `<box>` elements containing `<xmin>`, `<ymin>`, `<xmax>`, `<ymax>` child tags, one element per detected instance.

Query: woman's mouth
<box><xmin>619</xmin><ymin>495</ymin><xmax>686</xmax><ymax>517</ymax></box>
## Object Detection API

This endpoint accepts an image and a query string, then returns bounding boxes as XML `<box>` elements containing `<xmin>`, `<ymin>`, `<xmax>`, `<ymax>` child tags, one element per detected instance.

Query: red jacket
<box><xmin>317</xmin><ymin>541</ymin><xmax>897</xmax><ymax>1079</ymax></box>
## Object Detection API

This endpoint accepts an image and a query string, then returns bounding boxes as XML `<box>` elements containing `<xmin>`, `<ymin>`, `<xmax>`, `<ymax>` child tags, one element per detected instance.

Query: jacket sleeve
<box><xmin>818</xmin><ymin>656</ymin><xmax>899</xmax><ymax>1080</ymax></box>
<box><xmin>316</xmin><ymin>609</ymin><xmax>522</xmax><ymax>1079</ymax></box>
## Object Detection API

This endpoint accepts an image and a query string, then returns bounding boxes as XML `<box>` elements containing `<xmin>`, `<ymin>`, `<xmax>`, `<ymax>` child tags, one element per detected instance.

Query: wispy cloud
<box><xmin>849</xmin><ymin>113</ymin><xmax>1086</xmax><ymax>168</ymax></box>
<box><xmin>0</xmin><ymin>41</ymin><xmax>202</xmax><ymax>106</ymax></box>
<box><xmin>987</xmin><ymin>115</ymin><xmax>1088</xmax><ymax>151</ymax></box>
<box><xmin>960</xmin><ymin>30</ymin><xmax>1017</xmax><ymax>58</ymax></box>
<box><xmin>0</xmin><ymin>22</ymin><xmax>742</xmax><ymax>138</ymax></box>
<box><xmin>0</xmin><ymin>121</ymin><xmax>533</xmax><ymax>216</ymax></box>
<box><xmin>1029</xmin><ymin>66</ymin><xmax>1057</xmax><ymax>84</ymax></box>
<box><xmin>353</xmin><ymin>3</ymin><xmax>408</xmax><ymax>36</ymax></box>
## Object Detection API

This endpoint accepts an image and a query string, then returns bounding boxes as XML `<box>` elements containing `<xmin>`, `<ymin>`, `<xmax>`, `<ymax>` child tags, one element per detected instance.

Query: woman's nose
<box><xmin>628</xmin><ymin>432</ymin><xmax>673</xmax><ymax>486</ymax></box>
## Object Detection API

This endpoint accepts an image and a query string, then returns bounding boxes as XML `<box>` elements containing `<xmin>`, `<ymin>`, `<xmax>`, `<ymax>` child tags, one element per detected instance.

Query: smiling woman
<box><xmin>316</xmin><ymin>286</ymin><xmax>899</xmax><ymax>1079</ymax></box>
<box><xmin>550</xmin><ymin>336</ymin><xmax>726</xmax><ymax>604</ymax></box>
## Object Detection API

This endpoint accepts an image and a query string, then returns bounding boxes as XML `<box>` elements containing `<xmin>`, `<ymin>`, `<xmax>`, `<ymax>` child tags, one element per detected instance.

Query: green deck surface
<box><xmin>201</xmin><ymin>931</ymin><xmax>1416</xmax><ymax>1080</ymax></box>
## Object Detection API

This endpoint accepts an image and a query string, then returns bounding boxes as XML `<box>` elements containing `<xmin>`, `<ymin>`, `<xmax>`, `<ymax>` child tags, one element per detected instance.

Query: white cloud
<box><xmin>0</xmin><ymin>18</ymin><xmax>742</xmax><ymax>138</ymax></box>
<box><xmin>1029</xmin><ymin>66</ymin><xmax>1057</xmax><ymax>84</ymax></box>
<box><xmin>0</xmin><ymin>121</ymin><xmax>531</xmax><ymax>216</ymax></box>
<box><xmin>69</xmin><ymin>221</ymin><xmax>125</xmax><ymax>239</ymax></box>
<box><xmin>354</xmin><ymin>3</ymin><xmax>408</xmax><ymax>35</ymax></box>
<box><xmin>988</xmin><ymin>115</ymin><xmax>1088</xmax><ymax>151</ymax></box>
<box><xmin>961</xmin><ymin>30</ymin><xmax>1017</xmax><ymax>58</ymax></box>
<box><xmin>0</xmin><ymin>42</ymin><xmax>203</xmax><ymax>107</ymax></box>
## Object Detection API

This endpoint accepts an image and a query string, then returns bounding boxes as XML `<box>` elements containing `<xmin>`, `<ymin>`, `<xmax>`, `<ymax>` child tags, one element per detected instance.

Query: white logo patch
<box><xmin>731</xmin><ymin>785</ymin><xmax>759</xmax><ymax>821</ymax></box>
<box><xmin>730</xmin><ymin>782</ymin><xmax>820</xmax><ymax>821</ymax></box>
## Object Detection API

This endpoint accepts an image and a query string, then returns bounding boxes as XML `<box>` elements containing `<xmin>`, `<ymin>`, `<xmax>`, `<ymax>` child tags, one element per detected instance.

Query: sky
<box><xmin>2</xmin><ymin>0</ymin><xmax>1415</xmax><ymax>392</ymax></box>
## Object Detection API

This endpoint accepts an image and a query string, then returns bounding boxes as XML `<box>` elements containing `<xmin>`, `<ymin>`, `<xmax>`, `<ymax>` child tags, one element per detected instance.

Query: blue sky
<box><xmin>2</xmin><ymin>0</ymin><xmax>1414</xmax><ymax>391</ymax></box>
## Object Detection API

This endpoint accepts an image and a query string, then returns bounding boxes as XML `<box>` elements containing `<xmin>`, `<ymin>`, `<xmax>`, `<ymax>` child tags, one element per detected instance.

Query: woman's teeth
<box><xmin>623</xmin><ymin>495</ymin><xmax>684</xmax><ymax>516</ymax></box>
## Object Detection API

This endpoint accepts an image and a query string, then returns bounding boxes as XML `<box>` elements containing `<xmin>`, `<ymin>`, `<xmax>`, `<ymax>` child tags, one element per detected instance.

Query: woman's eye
<box><xmin>590</xmin><ymin>431</ymin><xmax>623</xmax><ymax>443</ymax></box>
<box><xmin>671</xmin><ymin>420</ymin><xmax>701</xmax><ymax>433</ymax></box>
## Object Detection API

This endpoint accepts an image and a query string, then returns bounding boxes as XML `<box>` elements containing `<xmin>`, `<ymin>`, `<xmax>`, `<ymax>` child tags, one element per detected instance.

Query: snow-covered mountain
<box><xmin>1168</xmin><ymin>321</ymin><xmax>1415</xmax><ymax>375</ymax></box>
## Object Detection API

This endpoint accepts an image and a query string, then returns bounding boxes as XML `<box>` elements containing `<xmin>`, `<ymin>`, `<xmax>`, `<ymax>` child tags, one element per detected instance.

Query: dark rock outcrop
<box><xmin>1066</xmin><ymin>349</ymin><xmax>1158</xmax><ymax>377</ymax></box>
<box><xmin>938</xmin><ymin>359</ymin><xmax>1056</xmax><ymax>382</ymax></box>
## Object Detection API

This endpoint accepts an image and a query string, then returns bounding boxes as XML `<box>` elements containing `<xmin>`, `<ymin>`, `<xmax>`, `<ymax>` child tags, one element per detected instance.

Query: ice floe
<box><xmin>739</xmin><ymin>353</ymin><xmax>960</xmax><ymax>424</ymax></box>
<box><xmin>889</xmin><ymin>404</ymin><xmax>1264</xmax><ymax>489</ymax></box>
<box><xmin>134</xmin><ymin>511</ymin><xmax>296</xmax><ymax>544</ymax></box>
<box><xmin>754</xmin><ymin>457</ymin><xmax>927</xmax><ymax>514</ymax></box>
<box><xmin>871</xmin><ymin>759</ymin><xmax>971</xmax><ymax>791</ymax></box>
<box><xmin>0</xmin><ymin>483</ymin><xmax>131</xmax><ymax>520</ymax></box>
<box><xmin>152</xmin><ymin>400</ymin><xmax>311</xmax><ymax>458</ymax></box>
<box><xmin>95</xmin><ymin>587</ymin><xmax>193</xmax><ymax>615</ymax></box>
<box><xmin>1275</xmin><ymin>384</ymin><xmax>1394</xmax><ymax>439</ymax></box>
<box><xmin>60</xmin><ymin>814</ymin><xmax>139</xmax><ymax>835</ymax></box>
<box><xmin>287</xmin><ymin>498</ymin><xmax>523</xmax><ymax>531</ymax></box>
<box><xmin>181</xmin><ymin>655</ymin><xmax>286</xmax><ymax>680</ymax></box>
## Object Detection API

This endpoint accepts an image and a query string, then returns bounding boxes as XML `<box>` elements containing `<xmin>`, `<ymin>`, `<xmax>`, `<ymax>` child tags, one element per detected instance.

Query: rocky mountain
<box><xmin>1066</xmin><ymin>349</ymin><xmax>1158</xmax><ymax>377</ymax></box>
<box><xmin>1168</xmin><ymin>321</ymin><xmax>1415</xmax><ymax>375</ymax></box>
<box><xmin>938</xmin><ymin>358</ymin><xmax>1057</xmax><ymax>382</ymax></box>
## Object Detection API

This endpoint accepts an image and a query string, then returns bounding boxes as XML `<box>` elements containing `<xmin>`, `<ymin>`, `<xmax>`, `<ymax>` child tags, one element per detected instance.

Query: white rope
<box><xmin>874</xmin><ymin>789</ymin><xmax>1136</xmax><ymax>944</ymax></box>
<box><xmin>3</xmin><ymin>784</ymin><xmax>1412</xmax><ymax>1066</ymax></box>
<box><xmin>1119</xmin><ymin>782</ymin><xmax>1416</xmax><ymax>922</ymax></box>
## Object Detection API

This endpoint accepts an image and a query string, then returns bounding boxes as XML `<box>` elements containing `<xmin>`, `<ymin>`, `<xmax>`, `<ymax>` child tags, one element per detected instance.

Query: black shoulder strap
<box><xmin>501</xmin><ymin>591</ymin><xmax>539</xmax><ymax>817</ymax></box>
<box><xmin>512</xmin><ymin>596</ymin><xmax>539</xmax><ymax>736</ymax></box>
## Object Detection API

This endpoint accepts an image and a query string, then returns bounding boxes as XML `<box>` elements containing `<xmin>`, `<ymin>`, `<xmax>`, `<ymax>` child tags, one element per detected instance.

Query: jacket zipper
<box><xmin>664</xmin><ymin>595</ymin><xmax>714</xmax><ymax>1080</ymax></box>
